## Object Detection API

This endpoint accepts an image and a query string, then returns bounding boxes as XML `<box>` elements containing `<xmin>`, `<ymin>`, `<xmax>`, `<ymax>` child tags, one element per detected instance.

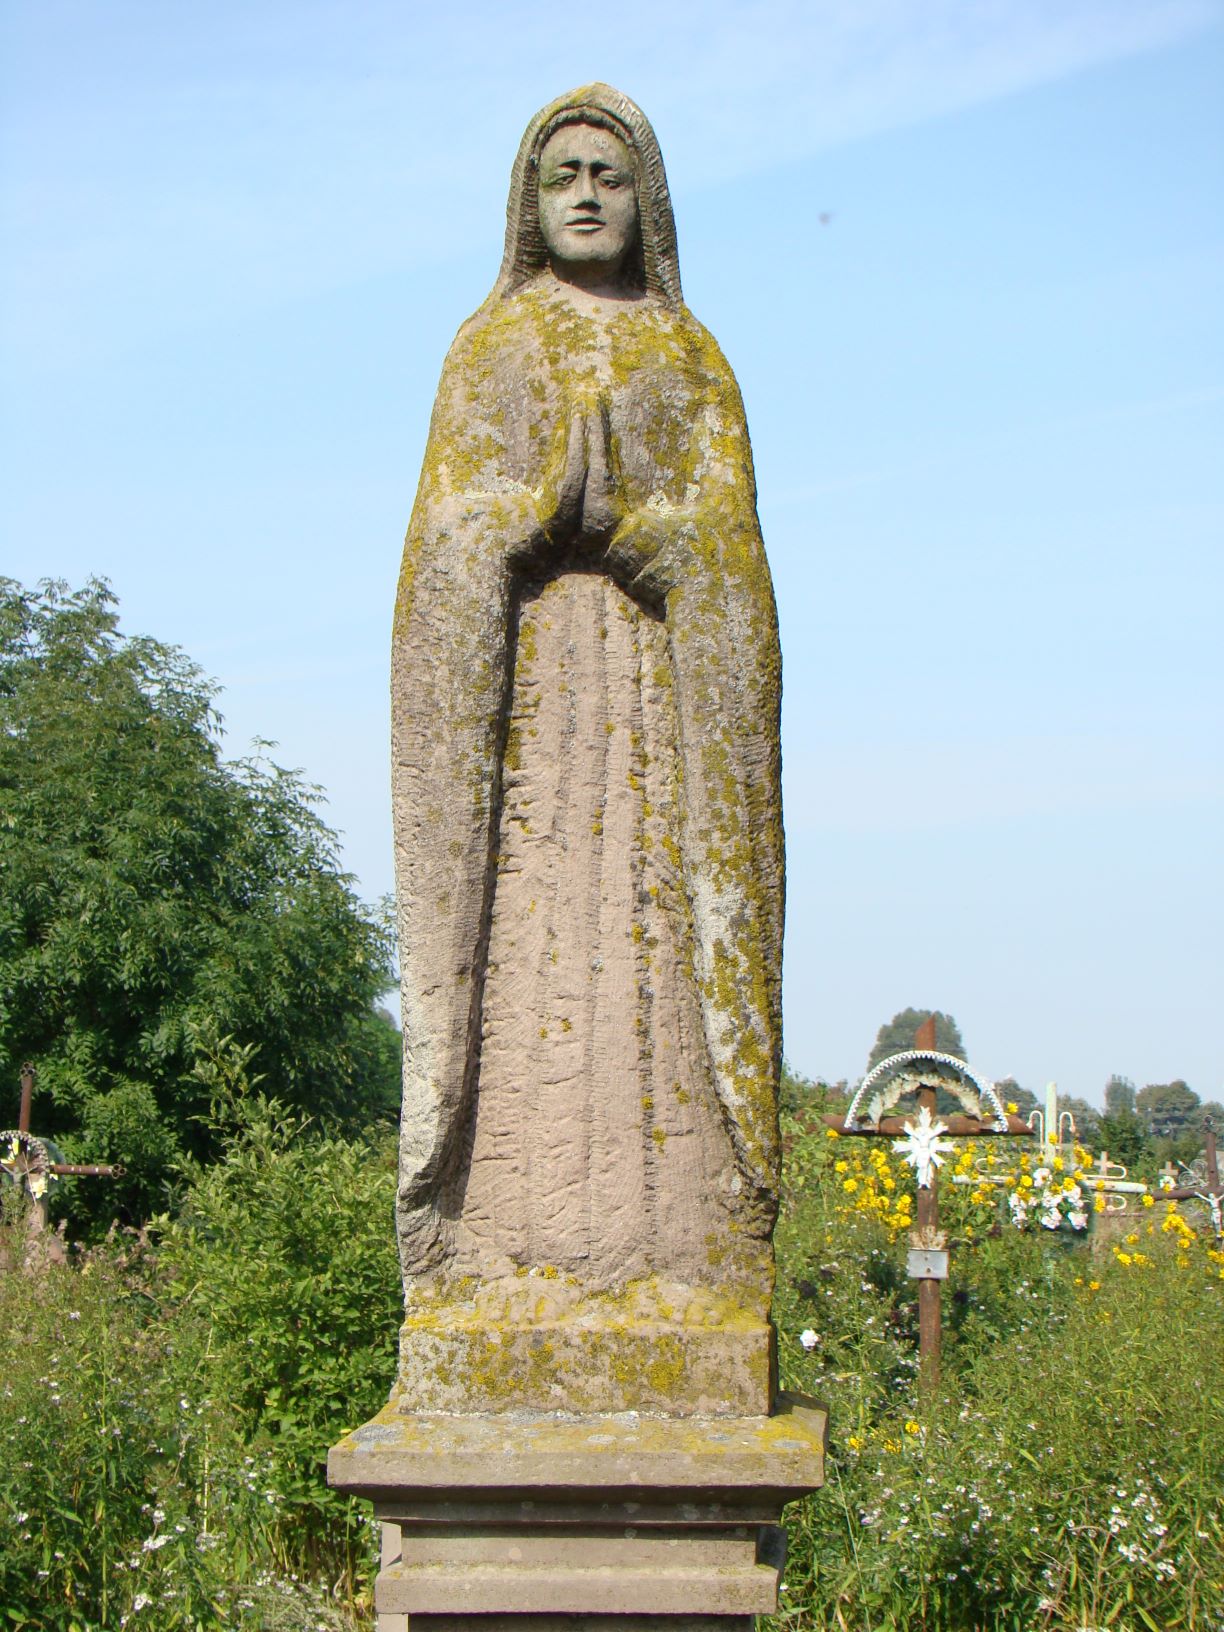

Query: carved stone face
<box><xmin>536</xmin><ymin>122</ymin><xmax>639</xmax><ymax>280</ymax></box>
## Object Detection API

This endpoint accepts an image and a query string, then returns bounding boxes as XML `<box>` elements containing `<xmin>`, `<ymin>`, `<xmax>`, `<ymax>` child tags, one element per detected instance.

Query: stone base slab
<box><xmin>328</xmin><ymin>1395</ymin><xmax>825</xmax><ymax>1627</ymax></box>
<box><xmin>395</xmin><ymin>1315</ymin><xmax>773</xmax><ymax>1417</ymax></box>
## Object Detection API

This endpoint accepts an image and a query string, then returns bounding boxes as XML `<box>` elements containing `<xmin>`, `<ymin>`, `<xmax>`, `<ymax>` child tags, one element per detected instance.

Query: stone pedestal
<box><xmin>328</xmin><ymin>1394</ymin><xmax>826</xmax><ymax>1629</ymax></box>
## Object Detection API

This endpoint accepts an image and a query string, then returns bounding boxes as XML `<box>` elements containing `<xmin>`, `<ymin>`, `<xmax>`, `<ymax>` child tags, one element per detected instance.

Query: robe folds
<box><xmin>391</xmin><ymin>275</ymin><xmax>784</xmax><ymax>1308</ymax></box>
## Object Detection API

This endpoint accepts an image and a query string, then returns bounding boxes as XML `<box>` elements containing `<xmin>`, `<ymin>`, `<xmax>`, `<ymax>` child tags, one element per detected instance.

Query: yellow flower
<box><xmin>834</xmin><ymin>1159</ymin><xmax>848</xmax><ymax>1174</ymax></box>
<box><xmin>1088</xmin><ymin>1279</ymin><xmax>1100</xmax><ymax>1291</ymax></box>
<box><xmin>1093</xmin><ymin>1195</ymin><xmax>1106</xmax><ymax>1213</ymax></box>
<box><xmin>904</xmin><ymin>1420</ymin><xmax>920</xmax><ymax>1435</ymax></box>
<box><xmin>843</xmin><ymin>1178</ymin><xmax>858</xmax><ymax>1193</ymax></box>
<box><xmin>882</xmin><ymin>1176</ymin><xmax>895</xmax><ymax>1191</ymax></box>
<box><xmin>825</xmin><ymin>1127</ymin><xmax>839</xmax><ymax>1139</ymax></box>
<box><xmin>1115</xmin><ymin>1250</ymin><xmax>1132</xmax><ymax>1265</ymax></box>
<box><xmin>1006</xmin><ymin>1101</ymin><xmax>1018</xmax><ymax>1115</ymax></box>
<box><xmin>847</xmin><ymin>1434</ymin><xmax>863</xmax><ymax>1451</ymax></box>
<box><xmin>1125</xmin><ymin>1232</ymin><xmax>1139</xmax><ymax>1245</ymax></box>
<box><xmin>1142</xmin><ymin>1192</ymin><xmax>1154</xmax><ymax>1207</ymax></box>
<box><xmin>1052</xmin><ymin>1156</ymin><xmax>1064</xmax><ymax>1171</ymax></box>
<box><xmin>1019</xmin><ymin>1174</ymin><xmax>1033</xmax><ymax>1190</ymax></box>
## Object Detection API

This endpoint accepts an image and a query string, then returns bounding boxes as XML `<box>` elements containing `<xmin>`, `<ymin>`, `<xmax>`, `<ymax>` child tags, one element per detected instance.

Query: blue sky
<box><xmin>3</xmin><ymin>1</ymin><xmax>1221</xmax><ymax>1102</ymax></box>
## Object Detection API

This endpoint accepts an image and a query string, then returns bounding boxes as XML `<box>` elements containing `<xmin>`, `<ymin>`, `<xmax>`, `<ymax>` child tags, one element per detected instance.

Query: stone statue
<box><xmin>333</xmin><ymin>90</ymin><xmax>823</xmax><ymax>1625</ymax></box>
<box><xmin>390</xmin><ymin>82</ymin><xmax>785</xmax><ymax>1414</ymax></box>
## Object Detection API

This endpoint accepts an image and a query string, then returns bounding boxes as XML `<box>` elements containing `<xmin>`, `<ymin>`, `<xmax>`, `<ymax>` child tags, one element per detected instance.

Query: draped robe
<box><xmin>392</xmin><ymin>276</ymin><xmax>783</xmax><ymax>1315</ymax></box>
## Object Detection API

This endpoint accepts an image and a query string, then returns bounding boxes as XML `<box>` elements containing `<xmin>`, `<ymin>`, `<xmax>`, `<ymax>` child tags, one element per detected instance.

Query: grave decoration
<box><xmin>328</xmin><ymin>84</ymin><xmax>825</xmax><ymax>1630</ymax></box>
<box><xmin>824</xmin><ymin>1017</ymin><xmax>1032</xmax><ymax>1391</ymax></box>
<box><xmin>1158</xmin><ymin>1120</ymin><xmax>1223</xmax><ymax>1239</ymax></box>
<box><xmin>1</xmin><ymin>1064</ymin><xmax>124</xmax><ymax>1253</ymax></box>
<box><xmin>951</xmin><ymin>1084</ymin><xmax>1095</xmax><ymax>1231</ymax></box>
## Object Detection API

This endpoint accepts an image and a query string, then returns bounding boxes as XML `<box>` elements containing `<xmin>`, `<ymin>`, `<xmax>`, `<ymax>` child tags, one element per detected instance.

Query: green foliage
<box><xmin>0</xmin><ymin>1077</ymin><xmax>400</xmax><ymax>1629</ymax></box>
<box><xmin>1105</xmin><ymin>1074</ymin><xmax>1138</xmax><ymax>1117</ymax></box>
<box><xmin>994</xmin><ymin>1077</ymin><xmax>1038</xmax><ymax>1119</ymax></box>
<box><xmin>867</xmin><ymin>1009</ymin><xmax>965</xmax><ymax>1072</ymax></box>
<box><xmin>0</xmin><ymin>1205</ymin><xmax>275</xmax><ymax>1630</ymax></box>
<box><xmin>0</xmin><ymin>577</ymin><xmax>400</xmax><ymax>1225</ymax></box>
<box><xmin>158</xmin><ymin>1086</ymin><xmax>402</xmax><ymax>1573</ymax></box>
<box><xmin>1060</xmin><ymin>1092</ymin><xmax>1102</xmax><ymax>1146</ymax></box>
<box><xmin>770</xmin><ymin>1120</ymin><xmax>1224</xmax><ymax>1632</ymax></box>
<box><xmin>1136</xmin><ymin>1079</ymin><xmax>1201</xmax><ymax>1139</ymax></box>
<box><xmin>1099</xmin><ymin>1107</ymin><xmax>1150</xmax><ymax>1168</ymax></box>
<box><xmin>780</xmin><ymin>1061</ymin><xmax>846</xmax><ymax>1118</ymax></box>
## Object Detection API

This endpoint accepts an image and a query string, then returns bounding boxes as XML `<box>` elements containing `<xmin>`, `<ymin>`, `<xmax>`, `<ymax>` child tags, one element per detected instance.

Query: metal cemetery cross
<box><xmin>1159</xmin><ymin>1119</ymin><xmax>1223</xmax><ymax>1239</ymax></box>
<box><xmin>824</xmin><ymin>1018</ymin><xmax>1031</xmax><ymax>1393</ymax></box>
<box><xmin>1</xmin><ymin>1064</ymin><xmax>124</xmax><ymax>1244</ymax></box>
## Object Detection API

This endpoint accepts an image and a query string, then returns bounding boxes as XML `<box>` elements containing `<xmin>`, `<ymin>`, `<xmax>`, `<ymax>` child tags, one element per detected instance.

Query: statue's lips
<box><xmin>564</xmin><ymin>220</ymin><xmax>605</xmax><ymax>232</ymax></box>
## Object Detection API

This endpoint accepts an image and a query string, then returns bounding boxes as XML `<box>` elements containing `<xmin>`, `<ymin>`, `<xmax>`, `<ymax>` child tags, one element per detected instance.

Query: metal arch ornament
<box><xmin>842</xmin><ymin>1050</ymin><xmax>1010</xmax><ymax>1134</ymax></box>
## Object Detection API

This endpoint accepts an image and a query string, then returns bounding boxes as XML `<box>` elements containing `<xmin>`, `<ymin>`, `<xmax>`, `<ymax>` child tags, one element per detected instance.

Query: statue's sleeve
<box><xmin>390</xmin><ymin>325</ymin><xmax>541</xmax><ymax>1272</ymax></box>
<box><xmin>612</xmin><ymin>334</ymin><xmax>785</xmax><ymax>1226</ymax></box>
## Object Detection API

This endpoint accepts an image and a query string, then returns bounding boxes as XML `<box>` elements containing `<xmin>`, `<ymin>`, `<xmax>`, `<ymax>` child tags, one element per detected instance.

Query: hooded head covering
<box><xmin>494</xmin><ymin>83</ymin><xmax>682</xmax><ymax>309</ymax></box>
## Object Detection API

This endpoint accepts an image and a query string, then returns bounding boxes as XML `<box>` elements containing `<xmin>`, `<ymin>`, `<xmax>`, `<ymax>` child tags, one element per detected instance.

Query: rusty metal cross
<box><xmin>823</xmin><ymin>1017</ymin><xmax>1032</xmax><ymax>1393</ymax></box>
<box><xmin>2</xmin><ymin>1064</ymin><xmax>124</xmax><ymax>1244</ymax></box>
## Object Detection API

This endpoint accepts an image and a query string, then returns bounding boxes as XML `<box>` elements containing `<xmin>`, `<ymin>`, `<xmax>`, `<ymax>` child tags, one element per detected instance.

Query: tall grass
<box><xmin>770</xmin><ymin>1120</ymin><xmax>1224</xmax><ymax>1631</ymax></box>
<box><xmin>2</xmin><ymin>1105</ymin><xmax>1220</xmax><ymax>1630</ymax></box>
<box><xmin>0</xmin><ymin>1092</ymin><xmax>400</xmax><ymax>1631</ymax></box>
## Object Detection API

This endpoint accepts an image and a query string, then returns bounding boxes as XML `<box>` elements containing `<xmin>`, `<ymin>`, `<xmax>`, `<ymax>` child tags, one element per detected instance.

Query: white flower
<box><xmin>891</xmin><ymin>1106</ymin><xmax>956</xmax><ymax>1189</ymax></box>
<box><xmin>132</xmin><ymin>1594</ymin><xmax>151</xmax><ymax>1612</ymax></box>
<box><xmin>1068</xmin><ymin>1209</ymin><xmax>1088</xmax><ymax>1230</ymax></box>
<box><xmin>798</xmin><ymin>1329</ymin><xmax>819</xmax><ymax>1351</ymax></box>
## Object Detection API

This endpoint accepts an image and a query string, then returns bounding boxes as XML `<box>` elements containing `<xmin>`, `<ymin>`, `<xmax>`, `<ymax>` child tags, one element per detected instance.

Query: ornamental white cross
<box><xmin>891</xmin><ymin>1104</ymin><xmax>956</xmax><ymax>1190</ymax></box>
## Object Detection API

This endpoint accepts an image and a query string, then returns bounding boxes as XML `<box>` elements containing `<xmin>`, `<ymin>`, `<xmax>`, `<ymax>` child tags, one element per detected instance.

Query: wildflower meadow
<box><xmin>2</xmin><ymin>1078</ymin><xmax>1221</xmax><ymax>1631</ymax></box>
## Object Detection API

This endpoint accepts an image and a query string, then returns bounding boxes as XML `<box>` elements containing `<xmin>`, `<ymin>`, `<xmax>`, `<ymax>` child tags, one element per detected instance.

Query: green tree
<box><xmin>780</xmin><ymin>1061</ymin><xmax>846</xmax><ymax>1119</ymax></box>
<box><xmin>0</xmin><ymin>578</ymin><xmax>400</xmax><ymax>1222</ymax></box>
<box><xmin>1136</xmin><ymin>1080</ymin><xmax>1200</xmax><ymax>1140</ymax></box>
<box><xmin>1097</xmin><ymin>1108</ymin><xmax>1148</xmax><ymax>1168</ymax></box>
<box><xmin>867</xmin><ymin>1008</ymin><xmax>966</xmax><ymax>1072</ymax></box>
<box><xmin>1060</xmin><ymin>1094</ymin><xmax>1102</xmax><ymax>1147</ymax></box>
<box><xmin>1104</xmin><ymin>1074</ymin><xmax>1136</xmax><ymax>1116</ymax></box>
<box><xmin>995</xmin><ymin>1077</ymin><xmax>1038</xmax><ymax>1119</ymax></box>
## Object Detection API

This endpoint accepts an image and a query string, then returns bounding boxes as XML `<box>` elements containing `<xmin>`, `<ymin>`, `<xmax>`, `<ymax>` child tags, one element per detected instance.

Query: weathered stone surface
<box><xmin>331</xmin><ymin>83</ymin><xmax>823</xmax><ymax>1628</ymax></box>
<box><xmin>329</xmin><ymin>1398</ymin><xmax>824</xmax><ymax>1626</ymax></box>
<box><xmin>328</xmin><ymin>1394</ymin><xmax>828</xmax><ymax>1495</ymax></box>
<box><xmin>390</xmin><ymin>82</ymin><xmax>783</xmax><ymax>1416</ymax></box>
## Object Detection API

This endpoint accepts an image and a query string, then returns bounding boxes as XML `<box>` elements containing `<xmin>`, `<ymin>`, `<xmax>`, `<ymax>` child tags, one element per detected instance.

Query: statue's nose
<box><xmin>574</xmin><ymin>166</ymin><xmax>600</xmax><ymax>209</ymax></box>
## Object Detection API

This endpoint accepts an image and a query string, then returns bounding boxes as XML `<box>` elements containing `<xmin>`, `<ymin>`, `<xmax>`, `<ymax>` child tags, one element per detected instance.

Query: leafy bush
<box><xmin>157</xmin><ymin>1086</ymin><xmax>402</xmax><ymax>1579</ymax></box>
<box><xmin>5</xmin><ymin>1075</ymin><xmax>1221</xmax><ymax>1632</ymax></box>
<box><xmin>0</xmin><ymin>1083</ymin><xmax>400</xmax><ymax>1630</ymax></box>
<box><xmin>0</xmin><ymin>576</ymin><xmax>400</xmax><ymax>1226</ymax></box>
<box><xmin>770</xmin><ymin>1119</ymin><xmax>1224</xmax><ymax>1632</ymax></box>
<box><xmin>0</xmin><ymin>1198</ymin><xmax>273</xmax><ymax>1630</ymax></box>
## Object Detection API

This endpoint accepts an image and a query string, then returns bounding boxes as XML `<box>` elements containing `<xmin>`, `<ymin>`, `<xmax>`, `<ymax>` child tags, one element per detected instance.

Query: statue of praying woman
<box><xmin>391</xmin><ymin>86</ymin><xmax>785</xmax><ymax>1392</ymax></box>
